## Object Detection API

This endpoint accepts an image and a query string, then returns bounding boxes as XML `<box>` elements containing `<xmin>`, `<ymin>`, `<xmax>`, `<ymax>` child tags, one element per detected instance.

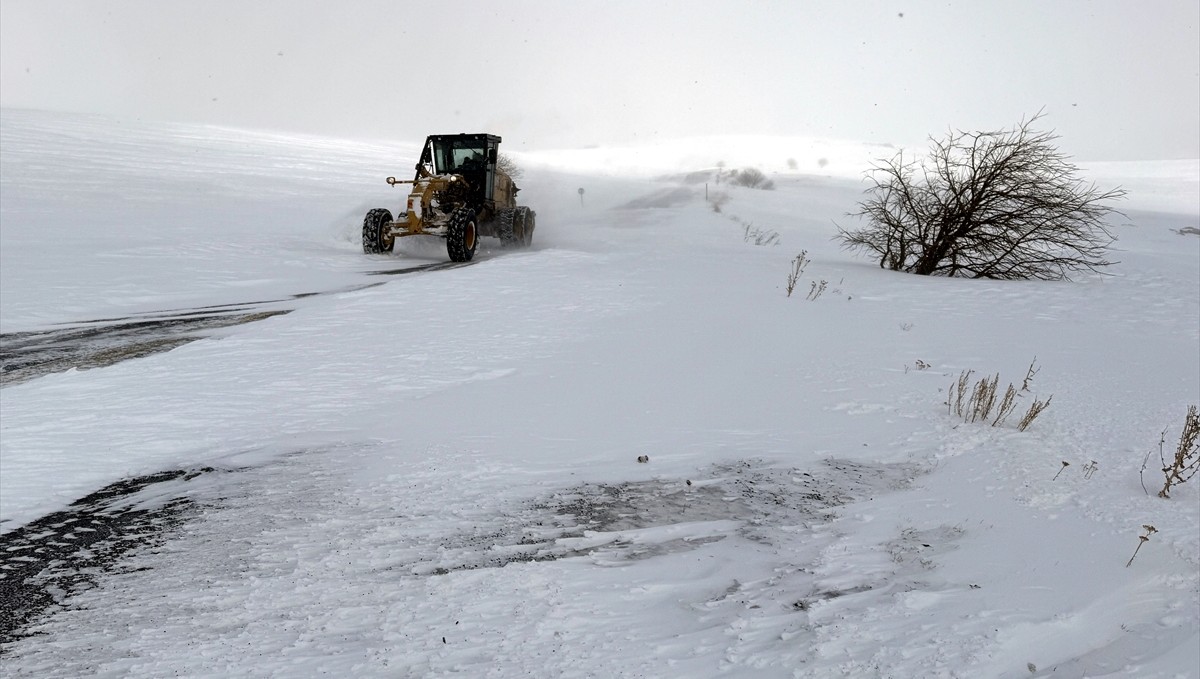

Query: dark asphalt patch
<box><xmin>0</xmin><ymin>467</ymin><xmax>222</xmax><ymax>645</ymax></box>
<box><xmin>0</xmin><ymin>259</ymin><xmax>476</xmax><ymax>386</ymax></box>
<box><xmin>0</xmin><ymin>258</ymin><xmax>480</xmax><ymax>638</ymax></box>
<box><xmin>0</xmin><ymin>310</ymin><xmax>291</xmax><ymax>386</ymax></box>
<box><xmin>409</xmin><ymin>458</ymin><xmax>921</xmax><ymax>576</ymax></box>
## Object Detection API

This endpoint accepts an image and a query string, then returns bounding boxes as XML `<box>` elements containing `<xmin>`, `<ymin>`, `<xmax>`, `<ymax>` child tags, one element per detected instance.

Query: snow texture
<box><xmin>1</xmin><ymin>109</ymin><xmax>1198</xmax><ymax>677</ymax></box>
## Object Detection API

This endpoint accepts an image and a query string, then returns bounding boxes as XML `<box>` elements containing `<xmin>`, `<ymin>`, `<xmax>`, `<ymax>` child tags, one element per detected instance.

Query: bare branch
<box><xmin>837</xmin><ymin>115</ymin><xmax>1125</xmax><ymax>280</ymax></box>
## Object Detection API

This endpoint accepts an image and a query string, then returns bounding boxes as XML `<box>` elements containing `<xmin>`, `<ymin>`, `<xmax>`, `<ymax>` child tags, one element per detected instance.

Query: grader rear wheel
<box><xmin>516</xmin><ymin>207</ymin><xmax>535</xmax><ymax>247</ymax></box>
<box><xmin>496</xmin><ymin>208</ymin><xmax>519</xmax><ymax>248</ymax></box>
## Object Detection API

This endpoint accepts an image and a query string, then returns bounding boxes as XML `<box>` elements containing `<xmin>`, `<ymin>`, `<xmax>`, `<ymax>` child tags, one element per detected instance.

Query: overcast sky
<box><xmin>2</xmin><ymin>1</ymin><xmax>1198</xmax><ymax>160</ymax></box>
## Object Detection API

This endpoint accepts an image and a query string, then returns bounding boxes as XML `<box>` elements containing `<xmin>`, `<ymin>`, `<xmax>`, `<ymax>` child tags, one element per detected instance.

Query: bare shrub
<box><xmin>837</xmin><ymin>113</ymin><xmax>1125</xmax><ymax>280</ymax></box>
<box><xmin>1157</xmin><ymin>405</ymin><xmax>1200</xmax><ymax>498</ymax></box>
<box><xmin>728</xmin><ymin>167</ymin><xmax>776</xmax><ymax>190</ymax></box>
<box><xmin>497</xmin><ymin>152</ymin><xmax>523</xmax><ymax>180</ymax></box>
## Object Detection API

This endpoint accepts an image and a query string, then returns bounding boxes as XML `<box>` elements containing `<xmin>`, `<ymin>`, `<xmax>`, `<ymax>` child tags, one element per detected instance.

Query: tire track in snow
<box><xmin>0</xmin><ymin>261</ymin><xmax>474</xmax><ymax>386</ymax></box>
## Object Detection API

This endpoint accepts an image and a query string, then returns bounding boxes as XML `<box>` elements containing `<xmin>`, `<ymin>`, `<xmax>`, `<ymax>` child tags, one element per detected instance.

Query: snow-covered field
<box><xmin>1</xmin><ymin>108</ymin><xmax>1197</xmax><ymax>677</ymax></box>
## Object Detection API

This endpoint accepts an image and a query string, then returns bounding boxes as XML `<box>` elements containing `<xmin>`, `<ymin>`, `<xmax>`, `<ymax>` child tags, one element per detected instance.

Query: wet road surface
<box><xmin>0</xmin><ymin>259</ymin><xmax>472</xmax><ymax>643</ymax></box>
<box><xmin>0</xmin><ymin>469</ymin><xmax>211</xmax><ymax>644</ymax></box>
<box><xmin>0</xmin><ymin>260</ymin><xmax>470</xmax><ymax>387</ymax></box>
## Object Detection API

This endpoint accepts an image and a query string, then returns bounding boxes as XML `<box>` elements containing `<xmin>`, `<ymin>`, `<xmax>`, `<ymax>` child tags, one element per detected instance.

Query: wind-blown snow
<box><xmin>1</xmin><ymin>109</ymin><xmax>1197</xmax><ymax>677</ymax></box>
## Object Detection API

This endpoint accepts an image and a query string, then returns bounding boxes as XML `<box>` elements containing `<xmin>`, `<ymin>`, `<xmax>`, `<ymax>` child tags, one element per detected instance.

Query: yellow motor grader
<box><xmin>362</xmin><ymin>133</ymin><xmax>535</xmax><ymax>262</ymax></box>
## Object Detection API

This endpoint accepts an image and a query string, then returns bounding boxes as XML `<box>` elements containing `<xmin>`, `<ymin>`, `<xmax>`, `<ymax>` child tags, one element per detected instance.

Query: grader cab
<box><xmin>362</xmin><ymin>133</ymin><xmax>535</xmax><ymax>262</ymax></box>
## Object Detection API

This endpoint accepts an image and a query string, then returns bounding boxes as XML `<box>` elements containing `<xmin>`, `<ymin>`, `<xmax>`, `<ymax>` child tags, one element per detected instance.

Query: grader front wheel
<box><xmin>362</xmin><ymin>208</ymin><xmax>395</xmax><ymax>254</ymax></box>
<box><xmin>446</xmin><ymin>207</ymin><xmax>478</xmax><ymax>262</ymax></box>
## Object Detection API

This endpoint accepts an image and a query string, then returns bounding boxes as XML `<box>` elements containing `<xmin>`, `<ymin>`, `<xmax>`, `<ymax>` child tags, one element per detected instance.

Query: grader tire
<box><xmin>363</xmin><ymin>208</ymin><xmax>394</xmax><ymax>254</ymax></box>
<box><xmin>496</xmin><ymin>208</ymin><xmax>519</xmax><ymax>248</ymax></box>
<box><xmin>446</xmin><ymin>207</ymin><xmax>478</xmax><ymax>262</ymax></box>
<box><xmin>516</xmin><ymin>207</ymin><xmax>536</xmax><ymax>247</ymax></box>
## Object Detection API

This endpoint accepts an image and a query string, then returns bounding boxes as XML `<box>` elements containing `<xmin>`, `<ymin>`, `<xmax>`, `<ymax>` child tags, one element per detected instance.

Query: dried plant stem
<box><xmin>949</xmin><ymin>370</ymin><xmax>975</xmax><ymax>417</ymax></box>
<box><xmin>1158</xmin><ymin>405</ymin><xmax>1200</xmax><ymax>499</ymax></box>
<box><xmin>1140</xmin><ymin>443</ymin><xmax>1159</xmax><ymax>496</ymax></box>
<box><xmin>948</xmin><ymin>362</ymin><xmax>1050</xmax><ymax>432</ymax></box>
<box><xmin>1052</xmin><ymin>461</ymin><xmax>1070</xmax><ymax>480</ymax></box>
<box><xmin>806</xmin><ymin>279</ymin><xmax>828</xmax><ymax>301</ymax></box>
<box><xmin>992</xmin><ymin>384</ymin><xmax>1019</xmax><ymax>426</ymax></box>
<box><xmin>786</xmin><ymin>251</ymin><xmax>809</xmax><ymax>297</ymax></box>
<box><xmin>1126</xmin><ymin>537</ymin><xmax>1148</xmax><ymax>568</ymax></box>
<box><xmin>1126</xmin><ymin>525</ymin><xmax>1157</xmax><ymax>567</ymax></box>
<box><xmin>1018</xmin><ymin>396</ymin><xmax>1053</xmax><ymax>432</ymax></box>
<box><xmin>969</xmin><ymin>373</ymin><xmax>1001</xmax><ymax>422</ymax></box>
<box><xmin>1021</xmin><ymin>358</ymin><xmax>1039</xmax><ymax>391</ymax></box>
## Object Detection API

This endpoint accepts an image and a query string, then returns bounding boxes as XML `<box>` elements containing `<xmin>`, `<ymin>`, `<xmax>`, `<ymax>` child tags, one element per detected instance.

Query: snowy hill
<box><xmin>1</xmin><ymin>109</ymin><xmax>1197</xmax><ymax>677</ymax></box>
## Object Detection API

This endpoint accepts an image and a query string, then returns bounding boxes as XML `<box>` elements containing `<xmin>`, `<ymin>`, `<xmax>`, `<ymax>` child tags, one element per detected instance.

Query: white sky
<box><xmin>2</xmin><ymin>0</ymin><xmax>1198</xmax><ymax>160</ymax></box>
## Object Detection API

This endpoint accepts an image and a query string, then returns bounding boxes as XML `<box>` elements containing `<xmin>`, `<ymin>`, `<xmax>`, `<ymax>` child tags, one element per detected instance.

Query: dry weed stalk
<box><xmin>743</xmin><ymin>223</ymin><xmax>780</xmax><ymax>246</ymax></box>
<box><xmin>1017</xmin><ymin>395</ymin><xmax>1053</xmax><ymax>432</ymax></box>
<box><xmin>1140</xmin><ymin>442</ymin><xmax>1158</xmax><ymax>496</ymax></box>
<box><xmin>1158</xmin><ymin>405</ymin><xmax>1200</xmax><ymax>499</ymax></box>
<box><xmin>947</xmin><ymin>360</ymin><xmax>1052</xmax><ymax>431</ymax></box>
<box><xmin>969</xmin><ymin>373</ymin><xmax>1001</xmax><ymax>422</ymax></box>
<box><xmin>949</xmin><ymin>369</ymin><xmax>975</xmax><ymax>416</ymax></box>
<box><xmin>806</xmin><ymin>279</ymin><xmax>828</xmax><ymax>301</ymax></box>
<box><xmin>786</xmin><ymin>251</ymin><xmax>810</xmax><ymax>297</ymax></box>
<box><xmin>992</xmin><ymin>384</ymin><xmax>1019</xmax><ymax>426</ymax></box>
<box><xmin>1082</xmin><ymin>460</ymin><xmax>1098</xmax><ymax>479</ymax></box>
<box><xmin>1021</xmin><ymin>358</ymin><xmax>1039</xmax><ymax>391</ymax></box>
<box><xmin>1052</xmin><ymin>461</ymin><xmax>1070</xmax><ymax>480</ymax></box>
<box><xmin>1126</xmin><ymin>524</ymin><xmax>1157</xmax><ymax>567</ymax></box>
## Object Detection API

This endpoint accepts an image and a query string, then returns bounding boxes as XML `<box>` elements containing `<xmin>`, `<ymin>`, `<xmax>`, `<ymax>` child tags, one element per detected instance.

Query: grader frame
<box><xmin>362</xmin><ymin>133</ymin><xmax>533</xmax><ymax>262</ymax></box>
